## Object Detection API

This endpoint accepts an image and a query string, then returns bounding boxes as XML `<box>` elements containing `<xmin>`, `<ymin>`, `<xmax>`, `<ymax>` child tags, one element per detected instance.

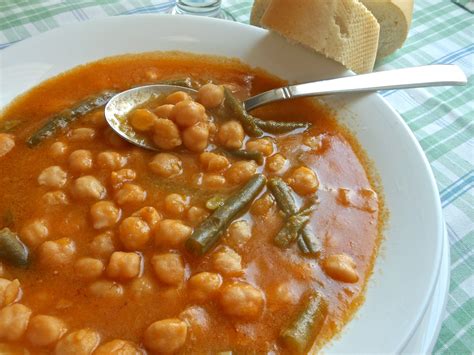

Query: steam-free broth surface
<box><xmin>0</xmin><ymin>52</ymin><xmax>381</xmax><ymax>354</ymax></box>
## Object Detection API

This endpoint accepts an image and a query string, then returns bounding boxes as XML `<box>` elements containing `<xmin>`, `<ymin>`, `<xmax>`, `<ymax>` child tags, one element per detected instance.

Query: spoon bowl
<box><xmin>104</xmin><ymin>84</ymin><xmax>198</xmax><ymax>150</ymax></box>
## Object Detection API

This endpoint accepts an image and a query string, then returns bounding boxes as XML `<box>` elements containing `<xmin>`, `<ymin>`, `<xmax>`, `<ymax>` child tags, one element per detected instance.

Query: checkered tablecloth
<box><xmin>0</xmin><ymin>0</ymin><xmax>472</xmax><ymax>353</ymax></box>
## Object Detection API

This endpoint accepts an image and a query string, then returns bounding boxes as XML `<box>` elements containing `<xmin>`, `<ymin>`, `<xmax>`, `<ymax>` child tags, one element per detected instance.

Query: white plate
<box><xmin>0</xmin><ymin>15</ymin><xmax>444</xmax><ymax>353</ymax></box>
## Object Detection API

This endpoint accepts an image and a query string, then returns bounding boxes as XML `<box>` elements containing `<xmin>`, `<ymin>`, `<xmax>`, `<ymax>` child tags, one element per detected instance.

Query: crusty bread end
<box><xmin>360</xmin><ymin>0</ymin><xmax>414</xmax><ymax>58</ymax></box>
<box><xmin>250</xmin><ymin>0</ymin><xmax>272</xmax><ymax>26</ymax></box>
<box><xmin>260</xmin><ymin>0</ymin><xmax>380</xmax><ymax>73</ymax></box>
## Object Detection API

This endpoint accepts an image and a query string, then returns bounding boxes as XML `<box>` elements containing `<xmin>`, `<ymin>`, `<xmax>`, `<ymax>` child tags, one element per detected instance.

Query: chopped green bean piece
<box><xmin>27</xmin><ymin>90</ymin><xmax>116</xmax><ymax>147</ymax></box>
<box><xmin>268</xmin><ymin>177</ymin><xmax>299</xmax><ymax>216</ymax></box>
<box><xmin>224</xmin><ymin>88</ymin><xmax>263</xmax><ymax>137</ymax></box>
<box><xmin>280</xmin><ymin>291</ymin><xmax>328</xmax><ymax>354</ymax></box>
<box><xmin>254</xmin><ymin>118</ymin><xmax>310</xmax><ymax>133</ymax></box>
<box><xmin>0</xmin><ymin>119</ymin><xmax>22</xmax><ymax>133</ymax></box>
<box><xmin>186</xmin><ymin>174</ymin><xmax>266</xmax><ymax>255</ymax></box>
<box><xmin>0</xmin><ymin>228</ymin><xmax>29</xmax><ymax>267</ymax></box>
<box><xmin>274</xmin><ymin>212</ymin><xmax>310</xmax><ymax>248</ymax></box>
<box><xmin>298</xmin><ymin>227</ymin><xmax>321</xmax><ymax>255</ymax></box>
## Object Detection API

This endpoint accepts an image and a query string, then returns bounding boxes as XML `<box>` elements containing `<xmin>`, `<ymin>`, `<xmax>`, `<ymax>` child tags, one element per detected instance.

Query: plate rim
<box><xmin>0</xmin><ymin>14</ymin><xmax>445</xmax><ymax>353</ymax></box>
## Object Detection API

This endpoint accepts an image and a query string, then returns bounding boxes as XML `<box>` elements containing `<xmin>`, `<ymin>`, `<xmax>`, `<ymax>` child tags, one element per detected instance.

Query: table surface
<box><xmin>0</xmin><ymin>0</ymin><xmax>472</xmax><ymax>353</ymax></box>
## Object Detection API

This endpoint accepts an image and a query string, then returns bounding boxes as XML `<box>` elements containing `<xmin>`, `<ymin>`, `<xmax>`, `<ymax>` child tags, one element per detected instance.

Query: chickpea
<box><xmin>114</xmin><ymin>183</ymin><xmax>146</xmax><ymax>206</ymax></box>
<box><xmin>94</xmin><ymin>339</ymin><xmax>142</xmax><ymax>354</ymax></box>
<box><xmin>49</xmin><ymin>142</ymin><xmax>67</xmax><ymax>158</ymax></box>
<box><xmin>68</xmin><ymin>127</ymin><xmax>96</xmax><ymax>141</ymax></box>
<box><xmin>219</xmin><ymin>282</ymin><xmax>264</xmax><ymax>319</ymax></box>
<box><xmin>202</xmin><ymin>173</ymin><xmax>227</xmax><ymax>189</ymax></box>
<box><xmin>0</xmin><ymin>133</ymin><xmax>15</xmax><ymax>157</ymax></box>
<box><xmin>144</xmin><ymin>318</ymin><xmax>187</xmax><ymax>353</ymax></box>
<box><xmin>68</xmin><ymin>150</ymin><xmax>93</xmax><ymax>173</ymax></box>
<box><xmin>149</xmin><ymin>153</ymin><xmax>182</xmax><ymax>178</ymax></box>
<box><xmin>88</xmin><ymin>280</ymin><xmax>124</xmax><ymax>299</ymax></box>
<box><xmin>74</xmin><ymin>258</ymin><xmax>104</xmax><ymax>280</ymax></box>
<box><xmin>132</xmin><ymin>206</ymin><xmax>162</xmax><ymax>230</ymax></box>
<box><xmin>266</xmin><ymin>153</ymin><xmax>287</xmax><ymax>173</ymax></box>
<box><xmin>153</xmin><ymin>104</ymin><xmax>174</xmax><ymax>119</ymax></box>
<box><xmin>84</xmin><ymin>110</ymin><xmax>107</xmax><ymax>129</ymax></box>
<box><xmin>26</xmin><ymin>315</ymin><xmax>67</xmax><ymax>347</ymax></box>
<box><xmin>246</xmin><ymin>138</ymin><xmax>273</xmax><ymax>156</ymax></box>
<box><xmin>110</xmin><ymin>168</ymin><xmax>136</xmax><ymax>190</ymax></box>
<box><xmin>42</xmin><ymin>190</ymin><xmax>69</xmax><ymax>206</ymax></box>
<box><xmin>151</xmin><ymin>253</ymin><xmax>185</xmax><ymax>286</ymax></box>
<box><xmin>89</xmin><ymin>231</ymin><xmax>115</xmax><ymax>258</ymax></box>
<box><xmin>287</xmin><ymin>166</ymin><xmax>319</xmax><ymax>196</ymax></box>
<box><xmin>38</xmin><ymin>166</ymin><xmax>67</xmax><ymax>189</ymax></box>
<box><xmin>154</xmin><ymin>219</ymin><xmax>192</xmax><ymax>248</ymax></box>
<box><xmin>20</xmin><ymin>219</ymin><xmax>49</xmax><ymax>247</ymax></box>
<box><xmin>165</xmin><ymin>91</ymin><xmax>191</xmax><ymax>105</ymax></box>
<box><xmin>212</xmin><ymin>247</ymin><xmax>243</xmax><ymax>277</ymax></box>
<box><xmin>38</xmin><ymin>238</ymin><xmax>76</xmax><ymax>268</ymax></box>
<box><xmin>250</xmin><ymin>193</ymin><xmax>274</xmax><ymax>217</ymax></box>
<box><xmin>164</xmin><ymin>193</ymin><xmax>188</xmax><ymax>217</ymax></box>
<box><xmin>188</xmin><ymin>272</ymin><xmax>222</xmax><ymax>302</ymax></box>
<box><xmin>226</xmin><ymin>220</ymin><xmax>252</xmax><ymax>248</ymax></box>
<box><xmin>107</xmin><ymin>252</ymin><xmax>141</xmax><ymax>280</ymax></box>
<box><xmin>172</xmin><ymin>100</ymin><xmax>207</xmax><ymax>128</ymax></box>
<box><xmin>90</xmin><ymin>201</ymin><xmax>121</xmax><ymax>229</ymax></box>
<box><xmin>152</xmin><ymin>118</ymin><xmax>182</xmax><ymax>150</ymax></box>
<box><xmin>129</xmin><ymin>109</ymin><xmax>158</xmax><ymax>132</ymax></box>
<box><xmin>186</xmin><ymin>206</ymin><xmax>209</xmax><ymax>225</ymax></box>
<box><xmin>217</xmin><ymin>120</ymin><xmax>244</xmax><ymax>149</ymax></box>
<box><xmin>0</xmin><ymin>278</ymin><xmax>21</xmax><ymax>307</ymax></box>
<box><xmin>54</xmin><ymin>328</ymin><xmax>100</xmax><ymax>355</ymax></box>
<box><xmin>97</xmin><ymin>151</ymin><xmax>127</xmax><ymax>170</ymax></box>
<box><xmin>197</xmin><ymin>83</ymin><xmax>224</xmax><ymax>108</ymax></box>
<box><xmin>72</xmin><ymin>176</ymin><xmax>106</xmax><ymax>200</ymax></box>
<box><xmin>119</xmin><ymin>216</ymin><xmax>151</xmax><ymax>250</ymax></box>
<box><xmin>226</xmin><ymin>160</ymin><xmax>257</xmax><ymax>185</ymax></box>
<box><xmin>182</xmin><ymin>122</ymin><xmax>209</xmax><ymax>152</ymax></box>
<box><xmin>199</xmin><ymin>152</ymin><xmax>229</xmax><ymax>172</ymax></box>
<box><xmin>178</xmin><ymin>306</ymin><xmax>209</xmax><ymax>339</ymax></box>
<box><xmin>0</xmin><ymin>303</ymin><xmax>32</xmax><ymax>341</ymax></box>
<box><xmin>129</xmin><ymin>277</ymin><xmax>155</xmax><ymax>301</ymax></box>
<box><xmin>321</xmin><ymin>254</ymin><xmax>359</xmax><ymax>283</ymax></box>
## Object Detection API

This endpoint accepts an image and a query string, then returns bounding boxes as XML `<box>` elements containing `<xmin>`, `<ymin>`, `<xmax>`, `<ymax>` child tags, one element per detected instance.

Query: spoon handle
<box><xmin>243</xmin><ymin>65</ymin><xmax>467</xmax><ymax>111</ymax></box>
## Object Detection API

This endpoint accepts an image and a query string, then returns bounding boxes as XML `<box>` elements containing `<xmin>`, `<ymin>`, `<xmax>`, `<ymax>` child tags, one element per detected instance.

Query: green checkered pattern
<box><xmin>0</xmin><ymin>0</ymin><xmax>472</xmax><ymax>353</ymax></box>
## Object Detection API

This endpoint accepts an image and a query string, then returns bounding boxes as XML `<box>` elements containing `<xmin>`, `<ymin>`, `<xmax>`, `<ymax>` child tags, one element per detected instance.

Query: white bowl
<box><xmin>0</xmin><ymin>15</ymin><xmax>443</xmax><ymax>353</ymax></box>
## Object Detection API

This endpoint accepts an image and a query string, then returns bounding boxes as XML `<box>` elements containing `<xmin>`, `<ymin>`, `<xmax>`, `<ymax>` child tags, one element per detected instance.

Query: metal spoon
<box><xmin>104</xmin><ymin>64</ymin><xmax>467</xmax><ymax>150</ymax></box>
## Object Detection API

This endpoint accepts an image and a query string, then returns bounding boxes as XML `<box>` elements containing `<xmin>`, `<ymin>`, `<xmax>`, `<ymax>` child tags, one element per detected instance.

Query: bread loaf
<box><xmin>360</xmin><ymin>0</ymin><xmax>414</xmax><ymax>58</ymax></box>
<box><xmin>259</xmin><ymin>0</ymin><xmax>380</xmax><ymax>73</ymax></box>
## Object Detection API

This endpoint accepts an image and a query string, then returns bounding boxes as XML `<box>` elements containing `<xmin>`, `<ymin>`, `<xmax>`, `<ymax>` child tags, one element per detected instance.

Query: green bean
<box><xmin>274</xmin><ymin>212</ymin><xmax>310</xmax><ymax>248</ymax></box>
<box><xmin>280</xmin><ymin>291</ymin><xmax>328</xmax><ymax>354</ymax></box>
<box><xmin>217</xmin><ymin>149</ymin><xmax>264</xmax><ymax>165</ymax></box>
<box><xmin>224</xmin><ymin>88</ymin><xmax>263</xmax><ymax>137</ymax></box>
<box><xmin>268</xmin><ymin>177</ymin><xmax>320</xmax><ymax>254</ymax></box>
<box><xmin>268</xmin><ymin>177</ymin><xmax>299</xmax><ymax>216</ymax></box>
<box><xmin>0</xmin><ymin>119</ymin><xmax>22</xmax><ymax>133</ymax></box>
<box><xmin>27</xmin><ymin>90</ymin><xmax>116</xmax><ymax>147</ymax></box>
<box><xmin>297</xmin><ymin>227</ymin><xmax>321</xmax><ymax>255</ymax></box>
<box><xmin>186</xmin><ymin>174</ymin><xmax>266</xmax><ymax>255</ymax></box>
<box><xmin>253</xmin><ymin>118</ymin><xmax>310</xmax><ymax>133</ymax></box>
<box><xmin>0</xmin><ymin>228</ymin><xmax>29</xmax><ymax>267</ymax></box>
